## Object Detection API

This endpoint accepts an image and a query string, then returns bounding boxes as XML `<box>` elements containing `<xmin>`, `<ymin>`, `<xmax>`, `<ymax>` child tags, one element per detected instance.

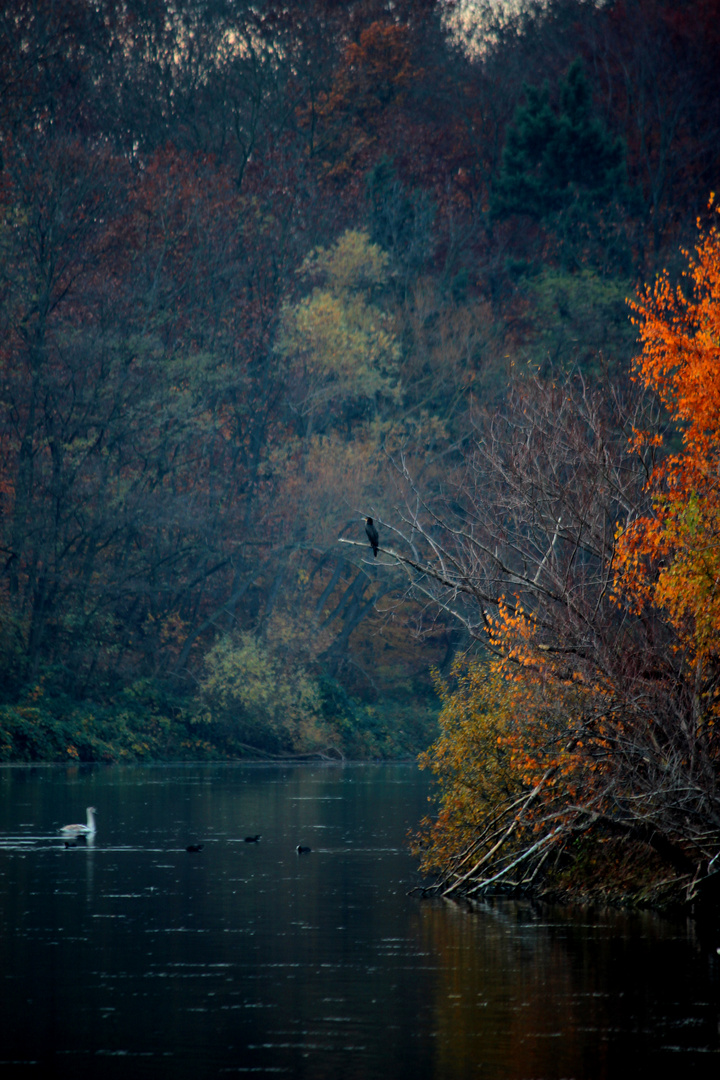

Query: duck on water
<box><xmin>60</xmin><ymin>807</ymin><xmax>97</xmax><ymax>838</ymax></box>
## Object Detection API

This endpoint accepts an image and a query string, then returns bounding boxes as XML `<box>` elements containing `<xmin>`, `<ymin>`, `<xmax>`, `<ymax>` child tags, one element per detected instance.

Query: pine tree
<box><xmin>493</xmin><ymin>59</ymin><xmax>625</xmax><ymax>223</ymax></box>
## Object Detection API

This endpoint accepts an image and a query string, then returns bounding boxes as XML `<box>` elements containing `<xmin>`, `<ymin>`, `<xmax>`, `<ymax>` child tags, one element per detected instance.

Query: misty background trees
<box><xmin>1</xmin><ymin>0</ymin><xmax>719</xmax><ymax>772</ymax></box>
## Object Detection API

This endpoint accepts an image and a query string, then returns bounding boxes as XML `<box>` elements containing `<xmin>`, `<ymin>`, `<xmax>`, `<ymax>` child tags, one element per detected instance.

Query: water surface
<box><xmin>0</xmin><ymin>762</ymin><xmax>718</xmax><ymax>1077</ymax></box>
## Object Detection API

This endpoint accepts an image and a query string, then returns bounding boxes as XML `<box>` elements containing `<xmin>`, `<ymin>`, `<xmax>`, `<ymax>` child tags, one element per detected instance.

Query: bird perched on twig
<box><xmin>364</xmin><ymin>517</ymin><xmax>379</xmax><ymax>557</ymax></box>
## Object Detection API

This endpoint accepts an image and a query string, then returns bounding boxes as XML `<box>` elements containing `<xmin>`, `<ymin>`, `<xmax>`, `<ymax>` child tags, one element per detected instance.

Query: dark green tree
<box><xmin>493</xmin><ymin>57</ymin><xmax>632</xmax><ymax>302</ymax></box>
<box><xmin>493</xmin><ymin>59</ymin><xmax>625</xmax><ymax>223</ymax></box>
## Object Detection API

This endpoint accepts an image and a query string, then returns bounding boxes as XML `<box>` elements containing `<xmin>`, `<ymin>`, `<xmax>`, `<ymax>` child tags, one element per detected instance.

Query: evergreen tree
<box><xmin>493</xmin><ymin>59</ymin><xmax>625</xmax><ymax>223</ymax></box>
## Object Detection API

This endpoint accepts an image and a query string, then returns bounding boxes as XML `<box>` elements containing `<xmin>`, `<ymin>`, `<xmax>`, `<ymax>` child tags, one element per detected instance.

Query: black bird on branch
<box><xmin>365</xmin><ymin>517</ymin><xmax>379</xmax><ymax>557</ymax></box>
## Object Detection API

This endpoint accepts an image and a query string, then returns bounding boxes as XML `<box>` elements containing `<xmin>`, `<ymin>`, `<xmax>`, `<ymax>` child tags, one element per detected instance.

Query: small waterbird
<box><xmin>244</xmin><ymin>835</ymin><xmax>261</xmax><ymax>843</ymax></box>
<box><xmin>60</xmin><ymin>807</ymin><xmax>97</xmax><ymax>838</ymax></box>
<box><xmin>296</xmin><ymin>845</ymin><xmax>312</xmax><ymax>854</ymax></box>
<box><xmin>186</xmin><ymin>843</ymin><xmax>204</xmax><ymax>853</ymax></box>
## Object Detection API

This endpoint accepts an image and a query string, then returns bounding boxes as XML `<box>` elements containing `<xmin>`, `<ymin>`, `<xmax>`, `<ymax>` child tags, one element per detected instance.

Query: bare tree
<box><xmin>343</xmin><ymin>371</ymin><xmax>720</xmax><ymax>902</ymax></box>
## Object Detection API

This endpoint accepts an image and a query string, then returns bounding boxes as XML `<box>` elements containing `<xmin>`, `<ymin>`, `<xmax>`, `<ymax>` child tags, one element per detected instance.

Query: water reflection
<box><xmin>419</xmin><ymin>897</ymin><xmax>720</xmax><ymax>1079</ymax></box>
<box><xmin>0</xmin><ymin>763</ymin><xmax>718</xmax><ymax>1078</ymax></box>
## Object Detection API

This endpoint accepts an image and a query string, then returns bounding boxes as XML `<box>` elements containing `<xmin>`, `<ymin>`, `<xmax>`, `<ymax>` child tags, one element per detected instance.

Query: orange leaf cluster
<box><xmin>616</xmin><ymin>199</ymin><xmax>720</xmax><ymax>667</ymax></box>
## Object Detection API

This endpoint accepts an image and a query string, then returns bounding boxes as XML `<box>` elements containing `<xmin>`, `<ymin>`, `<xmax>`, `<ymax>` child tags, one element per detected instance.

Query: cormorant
<box><xmin>365</xmin><ymin>517</ymin><xmax>379</xmax><ymax>557</ymax></box>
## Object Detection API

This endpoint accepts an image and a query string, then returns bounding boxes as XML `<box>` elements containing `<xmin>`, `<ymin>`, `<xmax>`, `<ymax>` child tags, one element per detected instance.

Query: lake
<box><xmin>0</xmin><ymin>762</ymin><xmax>718</xmax><ymax>1078</ymax></box>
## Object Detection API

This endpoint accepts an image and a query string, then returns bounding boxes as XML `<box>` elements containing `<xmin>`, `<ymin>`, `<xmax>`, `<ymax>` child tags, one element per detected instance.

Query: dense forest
<box><xmin>1</xmin><ymin>0</ymin><xmax>719</xmax><ymax>901</ymax></box>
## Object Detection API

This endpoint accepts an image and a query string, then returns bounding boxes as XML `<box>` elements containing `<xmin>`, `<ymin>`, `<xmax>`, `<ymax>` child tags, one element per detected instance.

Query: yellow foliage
<box><xmin>279</xmin><ymin>230</ymin><xmax>399</xmax><ymax>414</ymax></box>
<box><xmin>416</xmin><ymin>644</ymin><xmax>619</xmax><ymax>887</ymax></box>
<box><xmin>415</xmin><ymin>663</ymin><xmax>523</xmax><ymax>872</ymax></box>
<box><xmin>199</xmin><ymin>630</ymin><xmax>329</xmax><ymax>753</ymax></box>
<box><xmin>300</xmin><ymin>228</ymin><xmax>391</xmax><ymax>293</ymax></box>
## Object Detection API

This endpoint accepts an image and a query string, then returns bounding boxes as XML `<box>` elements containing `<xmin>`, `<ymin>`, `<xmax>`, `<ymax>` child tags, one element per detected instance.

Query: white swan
<box><xmin>60</xmin><ymin>806</ymin><xmax>97</xmax><ymax>837</ymax></box>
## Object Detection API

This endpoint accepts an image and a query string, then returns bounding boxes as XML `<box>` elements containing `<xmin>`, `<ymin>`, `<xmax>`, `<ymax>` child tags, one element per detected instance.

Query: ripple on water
<box><xmin>1</xmin><ymin>762</ymin><xmax>718</xmax><ymax>1080</ymax></box>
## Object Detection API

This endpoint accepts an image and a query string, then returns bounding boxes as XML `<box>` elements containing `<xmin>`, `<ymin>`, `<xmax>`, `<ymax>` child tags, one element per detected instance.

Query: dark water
<box><xmin>0</xmin><ymin>763</ymin><xmax>718</xmax><ymax>1078</ymax></box>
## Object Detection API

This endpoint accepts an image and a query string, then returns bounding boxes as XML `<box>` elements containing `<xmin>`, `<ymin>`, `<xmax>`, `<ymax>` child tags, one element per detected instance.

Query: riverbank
<box><xmin>416</xmin><ymin>829</ymin><xmax>720</xmax><ymax>914</ymax></box>
<box><xmin>0</xmin><ymin>686</ymin><xmax>438</xmax><ymax>763</ymax></box>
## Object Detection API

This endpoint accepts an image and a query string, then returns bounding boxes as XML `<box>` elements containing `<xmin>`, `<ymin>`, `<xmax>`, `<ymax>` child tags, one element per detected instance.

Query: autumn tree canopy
<box><xmin>402</xmin><ymin>213</ymin><xmax>720</xmax><ymax>904</ymax></box>
<box><xmin>1</xmin><ymin>0</ymin><xmax>719</xmax><ymax>775</ymax></box>
<box><xmin>616</xmin><ymin>201</ymin><xmax>720</xmax><ymax>670</ymax></box>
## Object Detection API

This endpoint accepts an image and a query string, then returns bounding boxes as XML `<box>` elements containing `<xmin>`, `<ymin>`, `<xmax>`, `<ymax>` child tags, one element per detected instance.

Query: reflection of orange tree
<box><xmin>418</xmin><ymin>902</ymin><xmax>606</xmax><ymax>1079</ymax></box>
<box><xmin>399</xmin><ymin>221</ymin><xmax>720</xmax><ymax>902</ymax></box>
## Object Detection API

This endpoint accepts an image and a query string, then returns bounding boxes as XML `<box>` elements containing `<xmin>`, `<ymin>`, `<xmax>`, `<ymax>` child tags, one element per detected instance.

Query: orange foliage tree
<box><xmin>616</xmin><ymin>200</ymin><xmax>720</xmax><ymax>672</ymax></box>
<box><xmin>391</xmin><ymin>345</ymin><xmax>720</xmax><ymax>904</ymax></box>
